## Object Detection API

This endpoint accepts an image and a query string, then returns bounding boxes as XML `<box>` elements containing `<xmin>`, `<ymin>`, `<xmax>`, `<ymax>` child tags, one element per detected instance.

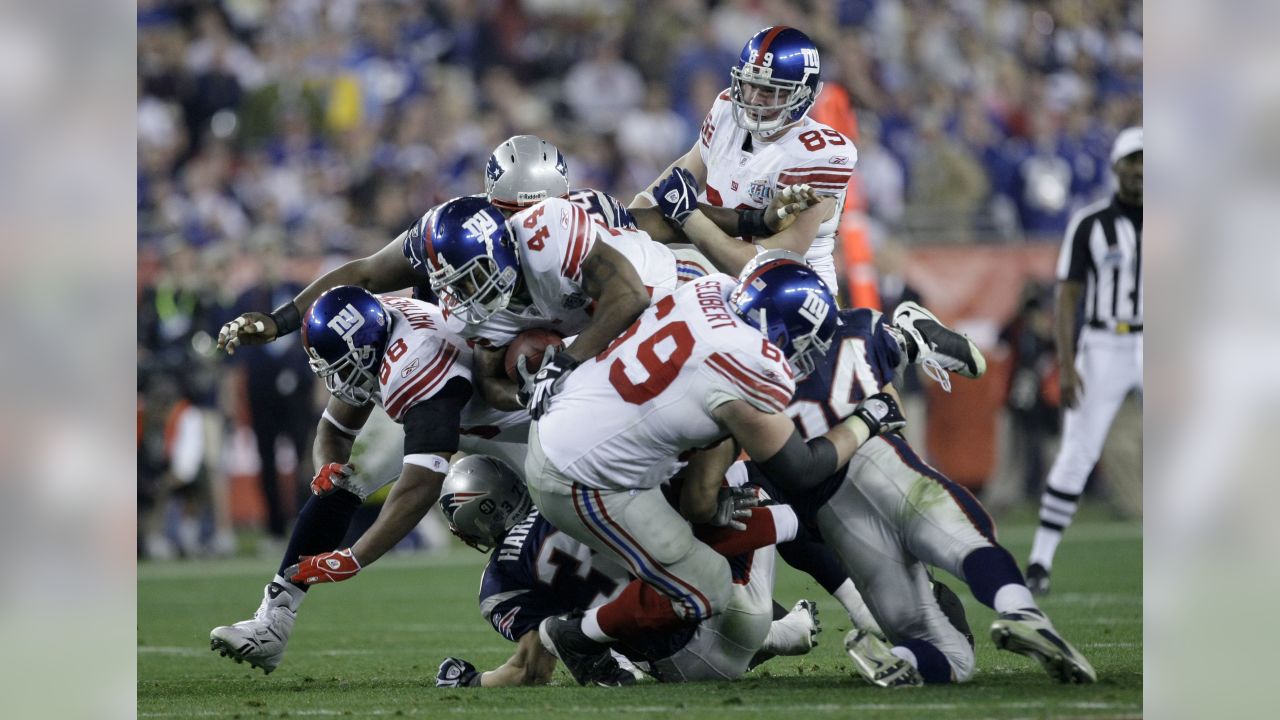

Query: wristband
<box><xmin>737</xmin><ymin>207</ymin><xmax>771</xmax><ymax>238</ymax></box>
<box><xmin>839</xmin><ymin>413</ymin><xmax>874</xmax><ymax>447</ymax></box>
<box><xmin>270</xmin><ymin>301</ymin><xmax>302</xmax><ymax>337</ymax></box>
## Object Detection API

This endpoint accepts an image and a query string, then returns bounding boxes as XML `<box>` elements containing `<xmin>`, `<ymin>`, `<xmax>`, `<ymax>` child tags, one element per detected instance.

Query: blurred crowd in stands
<box><xmin>137</xmin><ymin>0</ymin><xmax>1142</xmax><ymax>557</ymax></box>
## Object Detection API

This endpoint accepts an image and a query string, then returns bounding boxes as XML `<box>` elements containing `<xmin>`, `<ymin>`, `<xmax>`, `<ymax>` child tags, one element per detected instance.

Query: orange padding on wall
<box><xmin>903</xmin><ymin>244</ymin><xmax>1058</xmax><ymax>489</ymax></box>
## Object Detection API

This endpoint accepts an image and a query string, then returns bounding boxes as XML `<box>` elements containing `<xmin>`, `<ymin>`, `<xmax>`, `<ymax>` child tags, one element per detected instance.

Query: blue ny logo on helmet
<box><xmin>730</xmin><ymin>26</ymin><xmax>822</xmax><ymax>135</ymax></box>
<box><xmin>729</xmin><ymin>250</ymin><xmax>837</xmax><ymax>381</ymax></box>
<box><xmin>302</xmin><ymin>286</ymin><xmax>391</xmax><ymax>406</ymax></box>
<box><xmin>417</xmin><ymin>196</ymin><xmax>520</xmax><ymax>325</ymax></box>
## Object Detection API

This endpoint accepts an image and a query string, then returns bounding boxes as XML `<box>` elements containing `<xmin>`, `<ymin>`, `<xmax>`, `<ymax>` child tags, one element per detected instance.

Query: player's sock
<box><xmin>833</xmin><ymin>578</ymin><xmax>882</xmax><ymax>633</ymax></box>
<box><xmin>580</xmin><ymin>607</ymin><xmax>615</xmax><ymax>643</ymax></box>
<box><xmin>960</xmin><ymin>546</ymin><xmax>1029</xmax><ymax>610</ymax></box>
<box><xmin>594</xmin><ymin>579</ymin><xmax>694</xmax><ymax>641</ymax></box>
<box><xmin>1031</xmin><ymin>487</ymin><xmax>1080</xmax><ymax>568</ymax></box>
<box><xmin>270</xmin><ymin>573</ymin><xmax>307</xmax><ymax>610</ymax></box>
<box><xmin>992</xmin><ymin>584</ymin><xmax>1038</xmax><ymax>614</ymax></box>
<box><xmin>694</xmin><ymin>505</ymin><xmax>796</xmax><ymax>557</ymax></box>
<box><xmin>892</xmin><ymin>639</ymin><xmax>952</xmax><ymax>684</ymax></box>
<box><xmin>277</xmin><ymin>488</ymin><xmax>363</xmax><ymax>591</ymax></box>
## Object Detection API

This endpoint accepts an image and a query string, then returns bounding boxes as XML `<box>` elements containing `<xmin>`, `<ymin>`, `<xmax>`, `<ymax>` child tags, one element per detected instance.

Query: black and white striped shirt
<box><xmin>1056</xmin><ymin>195</ymin><xmax>1143</xmax><ymax>331</ymax></box>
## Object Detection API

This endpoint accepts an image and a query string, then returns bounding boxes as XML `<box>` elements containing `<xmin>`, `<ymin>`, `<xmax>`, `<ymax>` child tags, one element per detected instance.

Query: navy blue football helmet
<box><xmin>730</xmin><ymin>26</ymin><xmax>822</xmax><ymax>134</ymax></box>
<box><xmin>423</xmin><ymin>197</ymin><xmax>520</xmax><ymax>325</ymax></box>
<box><xmin>302</xmin><ymin>286</ymin><xmax>392</xmax><ymax>406</ymax></box>
<box><xmin>729</xmin><ymin>250</ymin><xmax>836</xmax><ymax>380</ymax></box>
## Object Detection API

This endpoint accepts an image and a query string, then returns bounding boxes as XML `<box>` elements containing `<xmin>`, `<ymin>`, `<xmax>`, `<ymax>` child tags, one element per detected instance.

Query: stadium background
<box><xmin>136</xmin><ymin>0</ymin><xmax>1142</xmax><ymax>558</ymax></box>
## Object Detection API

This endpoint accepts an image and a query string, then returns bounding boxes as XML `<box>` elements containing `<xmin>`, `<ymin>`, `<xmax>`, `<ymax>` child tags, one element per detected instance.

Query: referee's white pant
<box><xmin>1033</xmin><ymin>328</ymin><xmax>1143</xmax><ymax>567</ymax></box>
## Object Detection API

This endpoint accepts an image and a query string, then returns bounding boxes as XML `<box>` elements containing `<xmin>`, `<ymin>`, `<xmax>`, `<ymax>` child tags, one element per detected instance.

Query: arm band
<box><xmin>403</xmin><ymin>454</ymin><xmax>451</xmax><ymax>475</ymax></box>
<box><xmin>270</xmin><ymin>301</ymin><xmax>302</xmax><ymax>337</ymax></box>
<box><xmin>737</xmin><ymin>207</ymin><xmax>771</xmax><ymax>238</ymax></box>
<box><xmin>757</xmin><ymin>431</ymin><xmax>839</xmax><ymax>491</ymax></box>
<box><xmin>321</xmin><ymin>409</ymin><xmax>362</xmax><ymax>438</ymax></box>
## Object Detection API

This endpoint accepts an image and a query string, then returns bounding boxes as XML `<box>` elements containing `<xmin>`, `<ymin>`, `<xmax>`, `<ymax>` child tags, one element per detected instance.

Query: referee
<box><xmin>1026</xmin><ymin>127</ymin><xmax>1143</xmax><ymax>594</ymax></box>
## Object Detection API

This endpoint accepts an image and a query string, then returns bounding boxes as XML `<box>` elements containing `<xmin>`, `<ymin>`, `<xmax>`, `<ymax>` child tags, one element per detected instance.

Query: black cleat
<box><xmin>1025</xmin><ymin>563</ymin><xmax>1051</xmax><ymax>597</ymax></box>
<box><xmin>932</xmin><ymin>580</ymin><xmax>974</xmax><ymax>648</ymax></box>
<box><xmin>893</xmin><ymin>302</ymin><xmax>987</xmax><ymax>385</ymax></box>
<box><xmin>538</xmin><ymin>614</ymin><xmax>635</xmax><ymax>687</ymax></box>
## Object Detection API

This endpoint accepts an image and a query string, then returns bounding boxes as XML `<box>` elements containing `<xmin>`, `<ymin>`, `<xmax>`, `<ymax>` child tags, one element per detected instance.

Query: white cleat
<box><xmin>892</xmin><ymin>302</ymin><xmax>986</xmax><ymax>389</ymax></box>
<box><xmin>763</xmin><ymin>599</ymin><xmax>822</xmax><ymax>656</ymax></box>
<box><xmin>844</xmin><ymin>629</ymin><xmax>923</xmax><ymax>688</ymax></box>
<box><xmin>210</xmin><ymin>583</ymin><xmax>297</xmax><ymax>675</ymax></box>
<box><xmin>990</xmin><ymin>608</ymin><xmax>1096</xmax><ymax>684</ymax></box>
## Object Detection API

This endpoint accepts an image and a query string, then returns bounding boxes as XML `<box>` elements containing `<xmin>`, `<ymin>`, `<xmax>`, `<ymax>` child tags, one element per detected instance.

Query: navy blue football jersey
<box><xmin>478</xmin><ymin>509</ymin><xmax>629</xmax><ymax>643</ymax></box>
<box><xmin>567</xmin><ymin>188</ymin><xmax>637</xmax><ymax>230</ymax></box>
<box><xmin>748</xmin><ymin>308</ymin><xmax>903</xmax><ymax>527</ymax></box>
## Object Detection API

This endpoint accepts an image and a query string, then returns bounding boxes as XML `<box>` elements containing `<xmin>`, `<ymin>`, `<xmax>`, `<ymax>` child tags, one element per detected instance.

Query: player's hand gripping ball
<box><xmin>503</xmin><ymin>329</ymin><xmax>565</xmax><ymax>382</ymax></box>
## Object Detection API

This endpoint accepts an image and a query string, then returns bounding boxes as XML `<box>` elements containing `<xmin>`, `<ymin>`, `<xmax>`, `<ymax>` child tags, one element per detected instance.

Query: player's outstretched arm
<box><xmin>715</xmin><ymin>394</ymin><xmax>905</xmax><ymax>491</ymax></box>
<box><xmin>436</xmin><ymin>631</ymin><xmax>556</xmax><ymax>688</ymax></box>
<box><xmin>753</xmin><ymin>193</ymin><xmax>834</xmax><ymax>256</ymax></box>
<box><xmin>485</xmin><ymin>631</ymin><xmax>558</xmax><ymax>687</ymax></box>
<box><xmin>218</xmin><ymin>236</ymin><xmax>424</xmax><ymax>354</ymax></box>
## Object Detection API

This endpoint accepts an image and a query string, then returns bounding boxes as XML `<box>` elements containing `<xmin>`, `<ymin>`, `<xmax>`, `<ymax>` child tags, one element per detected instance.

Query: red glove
<box><xmin>311</xmin><ymin>462</ymin><xmax>354</xmax><ymax>496</ymax></box>
<box><xmin>285</xmin><ymin>548</ymin><xmax>362</xmax><ymax>585</ymax></box>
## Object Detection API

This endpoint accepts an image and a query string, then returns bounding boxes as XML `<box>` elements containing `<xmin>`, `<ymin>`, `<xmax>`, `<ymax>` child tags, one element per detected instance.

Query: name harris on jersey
<box><xmin>496</xmin><ymin>510</ymin><xmax>539</xmax><ymax>562</ymax></box>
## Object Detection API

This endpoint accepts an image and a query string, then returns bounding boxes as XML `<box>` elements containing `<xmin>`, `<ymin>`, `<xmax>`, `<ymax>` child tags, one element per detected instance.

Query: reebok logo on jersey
<box><xmin>400</xmin><ymin>358</ymin><xmax>420</xmax><ymax>377</ymax></box>
<box><xmin>829</xmin><ymin>155</ymin><xmax>851</xmax><ymax>165</ymax></box>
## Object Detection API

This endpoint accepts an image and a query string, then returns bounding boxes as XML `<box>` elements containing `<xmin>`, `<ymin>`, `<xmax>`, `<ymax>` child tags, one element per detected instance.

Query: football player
<box><xmin>409</xmin><ymin>194</ymin><xmax>675</xmax><ymax>420</ymax></box>
<box><xmin>433</xmin><ymin>455</ymin><xmax>820</xmax><ymax>687</ymax></box>
<box><xmin>633</xmin><ymin>26</ymin><xmax>854</xmax><ymax>292</ymax></box>
<box><xmin>525</xmin><ymin>255</ymin><xmax>909</xmax><ymax>686</ymax></box>
<box><xmin>217</xmin><ymin>135</ymin><xmax>804</xmax><ymax>356</ymax></box>
<box><xmin>653</xmin><ymin>167</ymin><xmax>987</xmax><ymax>389</ymax></box>
<box><xmin>726</xmin><ymin>260</ymin><xmax>1096</xmax><ymax>687</ymax></box>
<box><xmin>209</xmin><ymin>286</ymin><xmax>527</xmax><ymax>674</ymax></box>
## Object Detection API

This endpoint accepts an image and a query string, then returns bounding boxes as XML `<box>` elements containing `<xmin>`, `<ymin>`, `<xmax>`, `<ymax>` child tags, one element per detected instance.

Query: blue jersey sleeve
<box><xmin>568</xmin><ymin>188</ymin><xmax>637</xmax><ymax>229</ymax></box>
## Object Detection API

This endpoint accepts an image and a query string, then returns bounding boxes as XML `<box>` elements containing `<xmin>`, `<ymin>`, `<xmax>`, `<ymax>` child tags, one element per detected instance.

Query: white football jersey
<box><xmin>449</xmin><ymin>197</ymin><xmax>678</xmax><ymax>348</ymax></box>
<box><xmin>698</xmin><ymin>90</ymin><xmax>856</xmax><ymax>291</ymax></box>
<box><xmin>537</xmin><ymin>274</ymin><xmax>796</xmax><ymax>491</ymax></box>
<box><xmin>376</xmin><ymin>296</ymin><xmax>528</xmax><ymax>441</ymax></box>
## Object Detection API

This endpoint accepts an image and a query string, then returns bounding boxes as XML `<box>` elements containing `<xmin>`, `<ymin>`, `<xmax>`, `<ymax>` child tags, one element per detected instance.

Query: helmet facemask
<box><xmin>730</xmin><ymin>65</ymin><xmax>814</xmax><ymax>135</ymax></box>
<box><xmin>308</xmin><ymin>344</ymin><xmax>381</xmax><ymax>406</ymax></box>
<box><xmin>429</xmin><ymin>232</ymin><xmax>519</xmax><ymax>325</ymax></box>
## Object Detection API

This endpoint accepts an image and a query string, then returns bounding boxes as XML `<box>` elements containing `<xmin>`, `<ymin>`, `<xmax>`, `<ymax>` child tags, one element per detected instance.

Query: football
<box><xmin>504</xmin><ymin>329</ymin><xmax>565</xmax><ymax>381</ymax></box>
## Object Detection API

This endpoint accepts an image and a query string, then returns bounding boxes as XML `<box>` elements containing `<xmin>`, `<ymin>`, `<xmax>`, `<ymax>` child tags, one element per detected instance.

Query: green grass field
<box><xmin>138</xmin><ymin>518</ymin><xmax>1141</xmax><ymax>719</ymax></box>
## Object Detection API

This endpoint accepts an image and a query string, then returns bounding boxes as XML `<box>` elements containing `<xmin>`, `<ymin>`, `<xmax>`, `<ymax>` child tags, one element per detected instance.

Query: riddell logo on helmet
<box><xmin>517</xmin><ymin>191</ymin><xmax>547</xmax><ymax>203</ymax></box>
